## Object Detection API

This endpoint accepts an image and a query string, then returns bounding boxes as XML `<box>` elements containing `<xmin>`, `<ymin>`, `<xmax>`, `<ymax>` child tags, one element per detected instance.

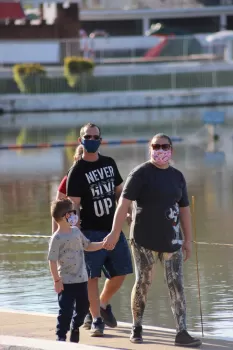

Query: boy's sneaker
<box><xmin>70</xmin><ymin>328</ymin><xmax>80</xmax><ymax>343</ymax></box>
<box><xmin>90</xmin><ymin>317</ymin><xmax>105</xmax><ymax>337</ymax></box>
<box><xmin>130</xmin><ymin>326</ymin><xmax>143</xmax><ymax>343</ymax></box>
<box><xmin>175</xmin><ymin>330</ymin><xmax>202</xmax><ymax>347</ymax></box>
<box><xmin>56</xmin><ymin>338</ymin><xmax>66</xmax><ymax>341</ymax></box>
<box><xmin>100</xmin><ymin>304</ymin><xmax>117</xmax><ymax>328</ymax></box>
<box><xmin>83</xmin><ymin>312</ymin><xmax>92</xmax><ymax>330</ymax></box>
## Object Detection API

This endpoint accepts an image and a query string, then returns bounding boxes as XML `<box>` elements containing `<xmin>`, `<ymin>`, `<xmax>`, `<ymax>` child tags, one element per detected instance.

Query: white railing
<box><xmin>1</xmin><ymin>35</ymin><xmax>233</xmax><ymax>95</ymax></box>
<box><xmin>59</xmin><ymin>35</ymin><xmax>224</xmax><ymax>63</ymax></box>
<box><xmin>0</xmin><ymin>35</ymin><xmax>228</xmax><ymax>65</ymax></box>
<box><xmin>1</xmin><ymin>60</ymin><xmax>233</xmax><ymax>94</ymax></box>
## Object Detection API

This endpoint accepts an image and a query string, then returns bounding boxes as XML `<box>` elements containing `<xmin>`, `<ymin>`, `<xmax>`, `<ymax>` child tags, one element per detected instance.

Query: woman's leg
<box><xmin>164</xmin><ymin>249</ymin><xmax>187</xmax><ymax>332</ymax></box>
<box><xmin>131</xmin><ymin>240</ymin><xmax>155</xmax><ymax>327</ymax></box>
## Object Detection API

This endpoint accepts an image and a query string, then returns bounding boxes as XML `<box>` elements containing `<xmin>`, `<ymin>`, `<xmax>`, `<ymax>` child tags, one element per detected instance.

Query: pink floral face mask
<box><xmin>151</xmin><ymin>149</ymin><xmax>172</xmax><ymax>165</ymax></box>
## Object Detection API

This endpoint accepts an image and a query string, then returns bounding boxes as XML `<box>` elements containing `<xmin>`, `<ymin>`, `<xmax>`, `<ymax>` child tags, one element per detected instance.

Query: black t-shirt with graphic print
<box><xmin>122</xmin><ymin>161</ymin><xmax>189</xmax><ymax>253</ymax></box>
<box><xmin>67</xmin><ymin>155</ymin><xmax>123</xmax><ymax>231</ymax></box>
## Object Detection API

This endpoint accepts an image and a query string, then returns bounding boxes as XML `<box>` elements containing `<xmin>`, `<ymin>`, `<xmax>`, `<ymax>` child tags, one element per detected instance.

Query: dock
<box><xmin>0</xmin><ymin>310</ymin><xmax>232</xmax><ymax>349</ymax></box>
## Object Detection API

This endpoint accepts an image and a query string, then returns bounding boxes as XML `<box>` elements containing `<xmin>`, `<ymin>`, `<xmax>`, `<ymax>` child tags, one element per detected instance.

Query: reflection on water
<box><xmin>1</xmin><ymin>120</ymin><xmax>233</xmax><ymax>338</ymax></box>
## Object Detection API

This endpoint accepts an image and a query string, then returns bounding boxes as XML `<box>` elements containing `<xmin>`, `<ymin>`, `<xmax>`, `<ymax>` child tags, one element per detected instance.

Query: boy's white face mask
<box><xmin>67</xmin><ymin>214</ymin><xmax>79</xmax><ymax>226</ymax></box>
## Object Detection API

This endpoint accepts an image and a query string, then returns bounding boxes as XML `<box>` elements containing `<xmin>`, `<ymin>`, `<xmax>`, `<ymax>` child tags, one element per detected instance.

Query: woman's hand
<box><xmin>182</xmin><ymin>240</ymin><xmax>192</xmax><ymax>261</ymax></box>
<box><xmin>54</xmin><ymin>280</ymin><xmax>64</xmax><ymax>294</ymax></box>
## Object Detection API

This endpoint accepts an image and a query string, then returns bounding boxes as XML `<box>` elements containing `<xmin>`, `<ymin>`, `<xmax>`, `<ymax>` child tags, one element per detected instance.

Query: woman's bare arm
<box><xmin>52</xmin><ymin>191</ymin><xmax>66</xmax><ymax>234</ymax></box>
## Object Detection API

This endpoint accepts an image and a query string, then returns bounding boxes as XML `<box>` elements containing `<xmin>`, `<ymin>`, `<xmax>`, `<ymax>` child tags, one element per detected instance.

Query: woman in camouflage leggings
<box><xmin>131</xmin><ymin>241</ymin><xmax>186</xmax><ymax>334</ymax></box>
<box><xmin>104</xmin><ymin>133</ymin><xmax>202</xmax><ymax>347</ymax></box>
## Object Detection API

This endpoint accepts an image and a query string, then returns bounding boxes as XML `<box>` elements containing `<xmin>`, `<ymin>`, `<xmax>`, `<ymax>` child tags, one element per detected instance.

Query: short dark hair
<box><xmin>51</xmin><ymin>199</ymin><xmax>73</xmax><ymax>221</ymax></box>
<box><xmin>151</xmin><ymin>133</ymin><xmax>173</xmax><ymax>146</ymax></box>
<box><xmin>80</xmin><ymin>123</ymin><xmax>101</xmax><ymax>138</ymax></box>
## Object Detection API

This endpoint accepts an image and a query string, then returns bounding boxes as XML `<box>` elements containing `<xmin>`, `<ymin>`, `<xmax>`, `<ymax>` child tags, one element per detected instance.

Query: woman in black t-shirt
<box><xmin>52</xmin><ymin>145</ymin><xmax>83</xmax><ymax>234</ymax></box>
<box><xmin>104</xmin><ymin>133</ymin><xmax>201</xmax><ymax>348</ymax></box>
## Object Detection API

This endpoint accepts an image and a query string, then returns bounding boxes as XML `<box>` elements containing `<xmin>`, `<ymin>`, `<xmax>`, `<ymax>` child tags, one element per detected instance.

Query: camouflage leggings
<box><xmin>131</xmin><ymin>240</ymin><xmax>186</xmax><ymax>332</ymax></box>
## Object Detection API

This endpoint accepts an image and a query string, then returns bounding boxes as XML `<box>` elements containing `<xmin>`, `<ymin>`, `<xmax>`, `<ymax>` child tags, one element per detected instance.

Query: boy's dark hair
<box><xmin>51</xmin><ymin>199</ymin><xmax>73</xmax><ymax>221</ymax></box>
<box><xmin>80</xmin><ymin>123</ymin><xmax>101</xmax><ymax>138</ymax></box>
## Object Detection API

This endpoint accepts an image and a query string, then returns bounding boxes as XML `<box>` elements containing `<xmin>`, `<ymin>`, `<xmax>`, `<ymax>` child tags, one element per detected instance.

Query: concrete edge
<box><xmin>0</xmin><ymin>335</ymin><xmax>117</xmax><ymax>350</ymax></box>
<box><xmin>1</xmin><ymin>308</ymin><xmax>233</xmax><ymax>342</ymax></box>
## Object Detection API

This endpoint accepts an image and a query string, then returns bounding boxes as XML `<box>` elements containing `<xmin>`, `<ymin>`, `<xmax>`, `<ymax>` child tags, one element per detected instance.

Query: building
<box><xmin>79</xmin><ymin>0</ymin><xmax>233</xmax><ymax>36</ymax></box>
<box><xmin>0</xmin><ymin>0</ymin><xmax>80</xmax><ymax>39</ymax></box>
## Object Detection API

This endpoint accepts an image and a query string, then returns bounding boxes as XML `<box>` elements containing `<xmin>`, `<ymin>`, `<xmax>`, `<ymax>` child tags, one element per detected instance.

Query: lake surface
<box><xmin>1</xmin><ymin>112</ymin><xmax>233</xmax><ymax>339</ymax></box>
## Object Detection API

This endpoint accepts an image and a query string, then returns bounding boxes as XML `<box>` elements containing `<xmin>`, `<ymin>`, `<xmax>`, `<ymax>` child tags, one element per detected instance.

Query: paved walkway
<box><xmin>0</xmin><ymin>311</ymin><xmax>233</xmax><ymax>350</ymax></box>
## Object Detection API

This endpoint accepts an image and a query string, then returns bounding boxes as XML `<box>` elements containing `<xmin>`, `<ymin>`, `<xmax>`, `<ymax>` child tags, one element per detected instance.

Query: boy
<box><xmin>48</xmin><ymin>198</ymin><xmax>105</xmax><ymax>342</ymax></box>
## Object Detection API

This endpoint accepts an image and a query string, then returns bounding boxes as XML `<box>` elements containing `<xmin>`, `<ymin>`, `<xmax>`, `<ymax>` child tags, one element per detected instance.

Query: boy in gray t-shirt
<box><xmin>48</xmin><ymin>199</ymin><xmax>105</xmax><ymax>343</ymax></box>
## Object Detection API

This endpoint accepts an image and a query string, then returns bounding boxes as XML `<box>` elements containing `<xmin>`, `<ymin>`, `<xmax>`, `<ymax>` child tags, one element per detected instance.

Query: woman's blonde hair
<box><xmin>73</xmin><ymin>145</ymin><xmax>83</xmax><ymax>163</ymax></box>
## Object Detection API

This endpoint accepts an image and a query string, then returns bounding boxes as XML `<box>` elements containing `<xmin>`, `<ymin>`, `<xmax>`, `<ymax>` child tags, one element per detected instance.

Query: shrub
<box><xmin>64</xmin><ymin>56</ymin><xmax>94</xmax><ymax>88</ymax></box>
<box><xmin>13</xmin><ymin>64</ymin><xmax>46</xmax><ymax>93</ymax></box>
<box><xmin>65</xmin><ymin>128</ymin><xmax>79</xmax><ymax>162</ymax></box>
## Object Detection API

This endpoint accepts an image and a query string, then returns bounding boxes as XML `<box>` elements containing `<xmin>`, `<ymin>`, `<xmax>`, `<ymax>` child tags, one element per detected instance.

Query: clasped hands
<box><xmin>103</xmin><ymin>232</ymin><xmax>119</xmax><ymax>250</ymax></box>
<box><xmin>103</xmin><ymin>213</ymin><xmax>132</xmax><ymax>250</ymax></box>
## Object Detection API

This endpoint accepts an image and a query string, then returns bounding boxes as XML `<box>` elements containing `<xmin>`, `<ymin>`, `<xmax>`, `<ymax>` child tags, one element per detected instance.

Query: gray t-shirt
<box><xmin>122</xmin><ymin>162</ymin><xmax>189</xmax><ymax>253</ymax></box>
<box><xmin>48</xmin><ymin>227</ymin><xmax>90</xmax><ymax>284</ymax></box>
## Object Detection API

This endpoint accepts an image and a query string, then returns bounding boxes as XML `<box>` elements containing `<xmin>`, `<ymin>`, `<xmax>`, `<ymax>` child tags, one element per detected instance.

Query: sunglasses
<box><xmin>63</xmin><ymin>209</ymin><xmax>76</xmax><ymax>217</ymax></box>
<box><xmin>151</xmin><ymin>143</ymin><xmax>171</xmax><ymax>151</ymax></box>
<box><xmin>83</xmin><ymin>134</ymin><xmax>101</xmax><ymax>140</ymax></box>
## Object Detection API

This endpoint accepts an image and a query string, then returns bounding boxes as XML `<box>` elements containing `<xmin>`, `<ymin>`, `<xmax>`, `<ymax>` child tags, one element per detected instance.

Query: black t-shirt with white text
<box><xmin>67</xmin><ymin>155</ymin><xmax>123</xmax><ymax>231</ymax></box>
<box><xmin>122</xmin><ymin>162</ymin><xmax>189</xmax><ymax>253</ymax></box>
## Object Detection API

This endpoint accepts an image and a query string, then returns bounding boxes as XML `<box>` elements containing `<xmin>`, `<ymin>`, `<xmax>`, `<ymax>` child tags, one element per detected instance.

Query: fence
<box><xmin>0</xmin><ymin>34</ymin><xmax>225</xmax><ymax>65</ymax></box>
<box><xmin>80</xmin><ymin>0</ymin><xmax>233</xmax><ymax>10</ymax></box>
<box><xmin>19</xmin><ymin>0</ymin><xmax>233</xmax><ymax>9</ymax></box>
<box><xmin>1</xmin><ymin>35</ymin><xmax>233</xmax><ymax>94</ymax></box>
<box><xmin>2</xmin><ymin>68</ymin><xmax>233</xmax><ymax>95</ymax></box>
<box><xmin>0</xmin><ymin>137</ymin><xmax>183</xmax><ymax>151</ymax></box>
<box><xmin>61</xmin><ymin>35</ymin><xmax>224</xmax><ymax>63</ymax></box>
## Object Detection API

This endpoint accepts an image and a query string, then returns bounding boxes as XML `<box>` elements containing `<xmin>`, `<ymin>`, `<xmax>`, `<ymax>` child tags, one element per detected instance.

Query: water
<box><xmin>1</xmin><ymin>111</ymin><xmax>233</xmax><ymax>339</ymax></box>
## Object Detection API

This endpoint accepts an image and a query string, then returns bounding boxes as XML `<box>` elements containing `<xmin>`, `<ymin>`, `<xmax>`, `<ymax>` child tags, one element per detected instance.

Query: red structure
<box><xmin>0</xmin><ymin>1</ymin><xmax>25</xmax><ymax>20</ymax></box>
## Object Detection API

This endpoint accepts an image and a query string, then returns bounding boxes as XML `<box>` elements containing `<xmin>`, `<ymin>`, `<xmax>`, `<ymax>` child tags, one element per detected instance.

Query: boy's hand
<box><xmin>102</xmin><ymin>240</ymin><xmax>112</xmax><ymax>250</ymax></box>
<box><xmin>54</xmin><ymin>279</ymin><xmax>63</xmax><ymax>294</ymax></box>
<box><xmin>103</xmin><ymin>232</ymin><xmax>119</xmax><ymax>250</ymax></box>
<box><xmin>101</xmin><ymin>241</ymin><xmax>109</xmax><ymax>250</ymax></box>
